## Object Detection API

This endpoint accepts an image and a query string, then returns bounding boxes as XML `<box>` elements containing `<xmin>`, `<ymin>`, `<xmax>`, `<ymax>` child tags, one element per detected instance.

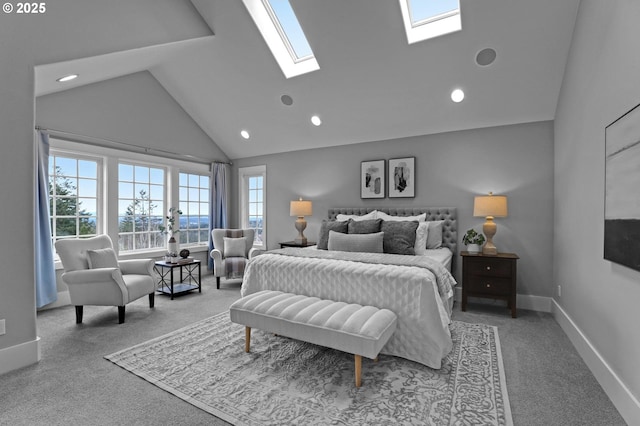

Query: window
<box><xmin>399</xmin><ymin>0</ymin><xmax>461</xmax><ymax>44</ymax></box>
<box><xmin>49</xmin><ymin>153</ymin><xmax>100</xmax><ymax>245</ymax></box>
<box><xmin>178</xmin><ymin>172</ymin><xmax>210</xmax><ymax>247</ymax></box>
<box><xmin>239</xmin><ymin>165</ymin><xmax>266</xmax><ymax>246</ymax></box>
<box><xmin>242</xmin><ymin>0</ymin><xmax>319</xmax><ymax>78</ymax></box>
<box><xmin>117</xmin><ymin>163</ymin><xmax>165</xmax><ymax>252</ymax></box>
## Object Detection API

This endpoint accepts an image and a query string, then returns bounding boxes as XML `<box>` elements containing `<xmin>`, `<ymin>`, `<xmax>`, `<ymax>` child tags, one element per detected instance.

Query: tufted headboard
<box><xmin>327</xmin><ymin>207</ymin><xmax>458</xmax><ymax>256</ymax></box>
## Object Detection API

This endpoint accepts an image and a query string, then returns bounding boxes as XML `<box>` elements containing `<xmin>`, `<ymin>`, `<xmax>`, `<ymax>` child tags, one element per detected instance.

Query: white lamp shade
<box><xmin>473</xmin><ymin>194</ymin><xmax>508</xmax><ymax>217</ymax></box>
<box><xmin>290</xmin><ymin>200</ymin><xmax>312</xmax><ymax>217</ymax></box>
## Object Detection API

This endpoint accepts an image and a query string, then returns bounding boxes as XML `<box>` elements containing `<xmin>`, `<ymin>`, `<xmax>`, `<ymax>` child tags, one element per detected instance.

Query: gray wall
<box><xmin>554</xmin><ymin>0</ymin><xmax>640</xmax><ymax>414</ymax></box>
<box><xmin>232</xmin><ymin>120</ymin><xmax>554</xmax><ymax>297</ymax></box>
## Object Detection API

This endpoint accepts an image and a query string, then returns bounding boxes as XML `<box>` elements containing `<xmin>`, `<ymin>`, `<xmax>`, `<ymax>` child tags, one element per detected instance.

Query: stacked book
<box><xmin>177</xmin><ymin>256</ymin><xmax>195</xmax><ymax>264</ymax></box>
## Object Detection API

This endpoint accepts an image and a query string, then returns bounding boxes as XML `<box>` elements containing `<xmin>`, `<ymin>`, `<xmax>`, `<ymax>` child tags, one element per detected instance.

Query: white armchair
<box><xmin>210</xmin><ymin>229</ymin><xmax>263</xmax><ymax>289</ymax></box>
<box><xmin>55</xmin><ymin>235</ymin><xmax>156</xmax><ymax>324</ymax></box>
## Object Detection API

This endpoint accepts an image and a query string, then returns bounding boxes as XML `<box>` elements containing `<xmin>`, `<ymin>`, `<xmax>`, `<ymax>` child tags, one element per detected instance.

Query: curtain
<box><xmin>35</xmin><ymin>131</ymin><xmax>57</xmax><ymax>307</ymax></box>
<box><xmin>208</xmin><ymin>162</ymin><xmax>228</xmax><ymax>269</ymax></box>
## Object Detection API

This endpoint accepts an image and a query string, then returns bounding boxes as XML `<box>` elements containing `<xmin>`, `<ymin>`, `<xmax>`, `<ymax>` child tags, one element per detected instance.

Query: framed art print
<box><xmin>388</xmin><ymin>157</ymin><xmax>415</xmax><ymax>198</ymax></box>
<box><xmin>361</xmin><ymin>160</ymin><xmax>385</xmax><ymax>198</ymax></box>
<box><xmin>605</xmin><ymin>102</ymin><xmax>640</xmax><ymax>272</ymax></box>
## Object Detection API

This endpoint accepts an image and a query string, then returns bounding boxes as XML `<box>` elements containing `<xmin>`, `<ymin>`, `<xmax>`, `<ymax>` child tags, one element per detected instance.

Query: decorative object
<box><xmin>605</xmin><ymin>102</ymin><xmax>640</xmax><ymax>272</ymax></box>
<box><xmin>462</xmin><ymin>228</ymin><xmax>485</xmax><ymax>254</ymax></box>
<box><xmin>105</xmin><ymin>312</ymin><xmax>512</xmax><ymax>425</ymax></box>
<box><xmin>170</xmin><ymin>255</ymin><xmax>179</xmax><ymax>264</ymax></box>
<box><xmin>388</xmin><ymin>157</ymin><xmax>415</xmax><ymax>198</ymax></box>
<box><xmin>361</xmin><ymin>160</ymin><xmax>385</xmax><ymax>198</ymax></box>
<box><xmin>474</xmin><ymin>192</ymin><xmax>508</xmax><ymax>255</ymax></box>
<box><xmin>159</xmin><ymin>207</ymin><xmax>182</xmax><ymax>254</ymax></box>
<box><xmin>290</xmin><ymin>198</ymin><xmax>312</xmax><ymax>245</ymax></box>
<box><xmin>179</xmin><ymin>248</ymin><xmax>190</xmax><ymax>259</ymax></box>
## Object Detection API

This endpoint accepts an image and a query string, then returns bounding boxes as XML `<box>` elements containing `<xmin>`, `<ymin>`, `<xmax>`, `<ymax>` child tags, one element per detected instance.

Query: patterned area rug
<box><xmin>105</xmin><ymin>313</ymin><xmax>513</xmax><ymax>425</ymax></box>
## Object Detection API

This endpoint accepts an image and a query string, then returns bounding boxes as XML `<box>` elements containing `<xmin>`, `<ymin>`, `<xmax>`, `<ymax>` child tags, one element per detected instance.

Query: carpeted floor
<box><xmin>105</xmin><ymin>313</ymin><xmax>512</xmax><ymax>425</ymax></box>
<box><xmin>0</xmin><ymin>275</ymin><xmax>627</xmax><ymax>425</ymax></box>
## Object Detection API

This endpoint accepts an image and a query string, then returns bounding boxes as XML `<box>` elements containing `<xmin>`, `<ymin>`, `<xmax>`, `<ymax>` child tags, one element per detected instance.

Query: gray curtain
<box><xmin>35</xmin><ymin>131</ymin><xmax>57</xmax><ymax>307</ymax></box>
<box><xmin>208</xmin><ymin>163</ymin><xmax>228</xmax><ymax>269</ymax></box>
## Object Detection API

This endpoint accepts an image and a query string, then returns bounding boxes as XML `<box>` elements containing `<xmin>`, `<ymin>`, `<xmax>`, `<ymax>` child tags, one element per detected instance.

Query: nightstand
<box><xmin>279</xmin><ymin>240</ymin><xmax>316</xmax><ymax>248</ymax></box>
<box><xmin>461</xmin><ymin>251</ymin><xmax>519</xmax><ymax>318</ymax></box>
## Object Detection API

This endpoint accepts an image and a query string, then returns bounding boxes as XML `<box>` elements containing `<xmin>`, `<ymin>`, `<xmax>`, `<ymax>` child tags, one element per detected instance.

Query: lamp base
<box><xmin>294</xmin><ymin>217</ymin><xmax>307</xmax><ymax>246</ymax></box>
<box><xmin>482</xmin><ymin>216</ymin><xmax>498</xmax><ymax>256</ymax></box>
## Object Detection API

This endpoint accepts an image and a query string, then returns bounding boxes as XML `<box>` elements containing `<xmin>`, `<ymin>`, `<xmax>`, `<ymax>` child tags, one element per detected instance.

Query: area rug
<box><xmin>105</xmin><ymin>313</ymin><xmax>513</xmax><ymax>425</ymax></box>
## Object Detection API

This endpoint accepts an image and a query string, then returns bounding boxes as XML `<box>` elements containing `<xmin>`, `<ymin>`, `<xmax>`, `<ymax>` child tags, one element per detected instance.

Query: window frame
<box><xmin>178</xmin><ymin>170</ymin><xmax>211</xmax><ymax>248</ymax></box>
<box><xmin>238</xmin><ymin>165</ymin><xmax>267</xmax><ymax>248</ymax></box>
<box><xmin>399</xmin><ymin>0</ymin><xmax>461</xmax><ymax>45</ymax></box>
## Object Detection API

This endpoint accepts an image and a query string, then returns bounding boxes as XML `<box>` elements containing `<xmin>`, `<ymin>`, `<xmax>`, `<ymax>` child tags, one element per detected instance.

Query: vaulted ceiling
<box><xmin>35</xmin><ymin>0</ymin><xmax>581</xmax><ymax>160</ymax></box>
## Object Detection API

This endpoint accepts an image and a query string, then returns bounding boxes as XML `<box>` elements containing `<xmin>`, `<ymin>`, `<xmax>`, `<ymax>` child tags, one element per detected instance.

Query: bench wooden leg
<box><xmin>245</xmin><ymin>326</ymin><xmax>251</xmax><ymax>352</ymax></box>
<box><xmin>354</xmin><ymin>354</ymin><xmax>362</xmax><ymax>387</ymax></box>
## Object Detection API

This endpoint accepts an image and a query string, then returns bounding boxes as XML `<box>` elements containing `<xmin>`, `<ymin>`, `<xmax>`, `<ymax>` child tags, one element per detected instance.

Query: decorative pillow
<box><xmin>86</xmin><ymin>248</ymin><xmax>119</xmax><ymax>269</ymax></box>
<box><xmin>426</xmin><ymin>220</ymin><xmax>445</xmax><ymax>249</ymax></box>
<box><xmin>380</xmin><ymin>221</ymin><xmax>418</xmax><ymax>255</ymax></box>
<box><xmin>317</xmin><ymin>220</ymin><xmax>348</xmax><ymax>250</ymax></box>
<box><xmin>327</xmin><ymin>231</ymin><xmax>384</xmax><ymax>253</ymax></box>
<box><xmin>224</xmin><ymin>237</ymin><xmax>247</xmax><ymax>258</ymax></box>
<box><xmin>348</xmin><ymin>218</ymin><xmax>383</xmax><ymax>234</ymax></box>
<box><xmin>336</xmin><ymin>210</ymin><xmax>377</xmax><ymax>222</ymax></box>
<box><xmin>414</xmin><ymin>222</ymin><xmax>430</xmax><ymax>255</ymax></box>
<box><xmin>376</xmin><ymin>211</ymin><xmax>427</xmax><ymax>222</ymax></box>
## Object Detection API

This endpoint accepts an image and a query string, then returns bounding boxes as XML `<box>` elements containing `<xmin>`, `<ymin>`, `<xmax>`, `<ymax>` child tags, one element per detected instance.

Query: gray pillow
<box><xmin>327</xmin><ymin>231</ymin><xmax>384</xmax><ymax>253</ymax></box>
<box><xmin>86</xmin><ymin>248</ymin><xmax>119</xmax><ymax>269</ymax></box>
<box><xmin>224</xmin><ymin>237</ymin><xmax>247</xmax><ymax>258</ymax></box>
<box><xmin>317</xmin><ymin>220</ymin><xmax>348</xmax><ymax>250</ymax></box>
<box><xmin>426</xmin><ymin>220</ymin><xmax>445</xmax><ymax>249</ymax></box>
<box><xmin>381</xmin><ymin>221</ymin><xmax>419</xmax><ymax>255</ymax></box>
<box><xmin>347</xmin><ymin>218</ymin><xmax>382</xmax><ymax>234</ymax></box>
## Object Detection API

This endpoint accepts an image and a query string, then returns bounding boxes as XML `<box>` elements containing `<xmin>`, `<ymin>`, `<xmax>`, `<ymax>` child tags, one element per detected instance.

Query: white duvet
<box><xmin>241</xmin><ymin>248</ymin><xmax>458</xmax><ymax>369</ymax></box>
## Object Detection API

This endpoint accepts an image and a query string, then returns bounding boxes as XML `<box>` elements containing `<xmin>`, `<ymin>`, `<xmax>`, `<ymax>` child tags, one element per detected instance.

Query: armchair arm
<box><xmin>61</xmin><ymin>268</ymin><xmax>128</xmax><ymax>306</ymax></box>
<box><xmin>210</xmin><ymin>248</ymin><xmax>223</xmax><ymax>277</ymax></box>
<box><xmin>118</xmin><ymin>258</ymin><xmax>154</xmax><ymax>276</ymax></box>
<box><xmin>248</xmin><ymin>248</ymin><xmax>266</xmax><ymax>259</ymax></box>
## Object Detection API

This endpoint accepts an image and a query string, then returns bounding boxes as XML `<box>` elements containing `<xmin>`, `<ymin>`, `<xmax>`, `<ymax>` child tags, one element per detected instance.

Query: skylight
<box><xmin>243</xmin><ymin>0</ymin><xmax>319</xmax><ymax>79</ymax></box>
<box><xmin>399</xmin><ymin>0</ymin><xmax>462</xmax><ymax>44</ymax></box>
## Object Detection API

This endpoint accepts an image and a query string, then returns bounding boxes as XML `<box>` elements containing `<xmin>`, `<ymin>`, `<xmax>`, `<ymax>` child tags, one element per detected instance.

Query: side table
<box><xmin>279</xmin><ymin>241</ymin><xmax>316</xmax><ymax>248</ymax></box>
<box><xmin>154</xmin><ymin>259</ymin><xmax>202</xmax><ymax>300</ymax></box>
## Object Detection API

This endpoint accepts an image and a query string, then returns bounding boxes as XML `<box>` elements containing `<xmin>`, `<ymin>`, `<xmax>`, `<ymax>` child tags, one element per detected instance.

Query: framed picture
<box><xmin>388</xmin><ymin>157</ymin><xmax>415</xmax><ymax>198</ymax></box>
<box><xmin>361</xmin><ymin>160</ymin><xmax>385</xmax><ymax>198</ymax></box>
<box><xmin>605</xmin><ymin>102</ymin><xmax>640</xmax><ymax>272</ymax></box>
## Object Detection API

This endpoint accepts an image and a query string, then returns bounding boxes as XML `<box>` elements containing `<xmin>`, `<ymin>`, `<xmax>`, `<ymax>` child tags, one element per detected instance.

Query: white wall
<box><xmin>233</xmin><ymin>121</ymin><xmax>554</xmax><ymax>299</ymax></box>
<box><xmin>554</xmin><ymin>0</ymin><xmax>640</xmax><ymax>422</ymax></box>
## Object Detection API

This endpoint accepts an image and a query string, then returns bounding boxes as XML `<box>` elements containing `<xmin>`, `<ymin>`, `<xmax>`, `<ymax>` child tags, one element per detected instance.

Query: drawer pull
<box><xmin>486</xmin><ymin>283</ymin><xmax>491</xmax><ymax>288</ymax></box>
<box><xmin>486</xmin><ymin>266</ymin><xmax>491</xmax><ymax>271</ymax></box>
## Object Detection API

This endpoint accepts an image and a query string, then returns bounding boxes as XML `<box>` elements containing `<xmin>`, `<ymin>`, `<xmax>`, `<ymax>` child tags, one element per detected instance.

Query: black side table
<box><xmin>279</xmin><ymin>241</ymin><xmax>317</xmax><ymax>248</ymax></box>
<box><xmin>154</xmin><ymin>260</ymin><xmax>202</xmax><ymax>300</ymax></box>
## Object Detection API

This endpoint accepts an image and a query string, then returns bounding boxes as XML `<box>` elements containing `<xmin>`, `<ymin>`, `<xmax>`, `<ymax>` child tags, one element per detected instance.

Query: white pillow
<box><xmin>376</xmin><ymin>212</ymin><xmax>426</xmax><ymax>222</ymax></box>
<box><xmin>336</xmin><ymin>210</ymin><xmax>377</xmax><ymax>222</ymax></box>
<box><xmin>425</xmin><ymin>220</ymin><xmax>445</xmax><ymax>249</ymax></box>
<box><xmin>86</xmin><ymin>248</ymin><xmax>119</xmax><ymax>269</ymax></box>
<box><xmin>224</xmin><ymin>237</ymin><xmax>247</xmax><ymax>258</ymax></box>
<box><xmin>327</xmin><ymin>230</ymin><xmax>384</xmax><ymax>253</ymax></box>
<box><xmin>414</xmin><ymin>222</ymin><xmax>430</xmax><ymax>255</ymax></box>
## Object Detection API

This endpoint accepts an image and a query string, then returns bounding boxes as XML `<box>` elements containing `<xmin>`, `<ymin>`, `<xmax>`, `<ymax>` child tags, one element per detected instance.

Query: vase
<box><xmin>167</xmin><ymin>235</ymin><xmax>178</xmax><ymax>254</ymax></box>
<box><xmin>467</xmin><ymin>244</ymin><xmax>481</xmax><ymax>254</ymax></box>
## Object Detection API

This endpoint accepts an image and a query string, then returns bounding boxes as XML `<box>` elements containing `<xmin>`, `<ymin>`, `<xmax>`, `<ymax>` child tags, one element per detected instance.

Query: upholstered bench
<box><xmin>229</xmin><ymin>290</ymin><xmax>397</xmax><ymax>387</ymax></box>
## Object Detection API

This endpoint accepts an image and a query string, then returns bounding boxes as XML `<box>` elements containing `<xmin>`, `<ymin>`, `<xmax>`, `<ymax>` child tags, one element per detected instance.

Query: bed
<box><xmin>240</xmin><ymin>207</ymin><xmax>458</xmax><ymax>369</ymax></box>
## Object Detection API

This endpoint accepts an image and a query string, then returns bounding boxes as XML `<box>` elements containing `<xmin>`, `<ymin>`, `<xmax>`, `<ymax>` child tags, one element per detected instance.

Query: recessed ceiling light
<box><xmin>311</xmin><ymin>115</ymin><xmax>322</xmax><ymax>126</ymax></box>
<box><xmin>451</xmin><ymin>89</ymin><xmax>465</xmax><ymax>103</ymax></box>
<box><xmin>56</xmin><ymin>74</ymin><xmax>78</xmax><ymax>82</ymax></box>
<box><xmin>240</xmin><ymin>130</ymin><xmax>250</xmax><ymax>139</ymax></box>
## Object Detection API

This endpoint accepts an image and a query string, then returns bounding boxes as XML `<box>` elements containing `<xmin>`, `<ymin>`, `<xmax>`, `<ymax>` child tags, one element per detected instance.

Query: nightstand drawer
<box><xmin>466</xmin><ymin>259</ymin><xmax>512</xmax><ymax>277</ymax></box>
<box><xmin>467</xmin><ymin>277</ymin><xmax>511</xmax><ymax>295</ymax></box>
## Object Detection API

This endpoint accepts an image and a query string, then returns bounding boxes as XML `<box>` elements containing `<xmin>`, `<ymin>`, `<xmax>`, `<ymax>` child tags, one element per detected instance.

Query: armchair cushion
<box><xmin>87</xmin><ymin>248</ymin><xmax>119</xmax><ymax>269</ymax></box>
<box><xmin>224</xmin><ymin>237</ymin><xmax>247</xmax><ymax>258</ymax></box>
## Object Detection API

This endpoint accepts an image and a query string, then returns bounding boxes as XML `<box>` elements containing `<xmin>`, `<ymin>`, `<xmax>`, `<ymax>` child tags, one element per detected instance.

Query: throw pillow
<box><xmin>317</xmin><ymin>220</ymin><xmax>349</xmax><ymax>250</ymax></box>
<box><xmin>224</xmin><ymin>237</ymin><xmax>247</xmax><ymax>258</ymax></box>
<box><xmin>380</xmin><ymin>221</ymin><xmax>419</xmax><ymax>255</ymax></box>
<box><xmin>336</xmin><ymin>210</ymin><xmax>377</xmax><ymax>221</ymax></box>
<box><xmin>347</xmin><ymin>218</ymin><xmax>383</xmax><ymax>234</ymax></box>
<box><xmin>86</xmin><ymin>248</ymin><xmax>119</xmax><ymax>269</ymax></box>
<box><xmin>414</xmin><ymin>222</ymin><xmax>430</xmax><ymax>255</ymax></box>
<box><xmin>327</xmin><ymin>231</ymin><xmax>384</xmax><ymax>253</ymax></box>
<box><xmin>426</xmin><ymin>220</ymin><xmax>445</xmax><ymax>249</ymax></box>
<box><xmin>376</xmin><ymin>211</ymin><xmax>427</xmax><ymax>222</ymax></box>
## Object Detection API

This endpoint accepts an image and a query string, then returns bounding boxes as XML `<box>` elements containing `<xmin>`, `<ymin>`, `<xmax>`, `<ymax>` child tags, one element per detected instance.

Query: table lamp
<box><xmin>290</xmin><ymin>198</ymin><xmax>312</xmax><ymax>245</ymax></box>
<box><xmin>473</xmin><ymin>192</ymin><xmax>508</xmax><ymax>255</ymax></box>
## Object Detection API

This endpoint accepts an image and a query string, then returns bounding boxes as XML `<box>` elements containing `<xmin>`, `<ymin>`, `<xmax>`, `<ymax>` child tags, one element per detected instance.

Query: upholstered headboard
<box><xmin>327</xmin><ymin>207</ymin><xmax>458</xmax><ymax>255</ymax></box>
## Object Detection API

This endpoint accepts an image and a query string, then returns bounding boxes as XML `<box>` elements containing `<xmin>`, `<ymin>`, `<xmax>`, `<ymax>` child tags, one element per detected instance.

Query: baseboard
<box><xmin>0</xmin><ymin>337</ymin><xmax>41</xmax><ymax>376</ymax></box>
<box><xmin>552</xmin><ymin>300</ymin><xmax>640</xmax><ymax>425</ymax></box>
<box><xmin>454</xmin><ymin>287</ymin><xmax>552</xmax><ymax>313</ymax></box>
